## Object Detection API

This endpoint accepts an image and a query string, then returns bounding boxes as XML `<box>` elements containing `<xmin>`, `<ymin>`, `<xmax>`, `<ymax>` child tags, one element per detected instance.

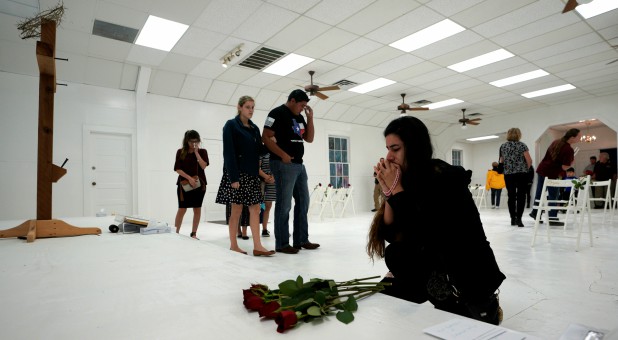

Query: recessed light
<box><xmin>135</xmin><ymin>15</ymin><xmax>188</xmax><ymax>52</ymax></box>
<box><xmin>423</xmin><ymin>98</ymin><xmax>463</xmax><ymax>109</ymax></box>
<box><xmin>262</xmin><ymin>53</ymin><xmax>314</xmax><ymax>76</ymax></box>
<box><xmin>576</xmin><ymin>0</ymin><xmax>618</xmax><ymax>19</ymax></box>
<box><xmin>466</xmin><ymin>135</ymin><xmax>499</xmax><ymax>142</ymax></box>
<box><xmin>522</xmin><ymin>84</ymin><xmax>576</xmax><ymax>98</ymax></box>
<box><xmin>448</xmin><ymin>49</ymin><xmax>514</xmax><ymax>73</ymax></box>
<box><xmin>389</xmin><ymin>19</ymin><xmax>465</xmax><ymax>53</ymax></box>
<box><xmin>490</xmin><ymin>69</ymin><xmax>549</xmax><ymax>87</ymax></box>
<box><xmin>348</xmin><ymin>78</ymin><xmax>396</xmax><ymax>94</ymax></box>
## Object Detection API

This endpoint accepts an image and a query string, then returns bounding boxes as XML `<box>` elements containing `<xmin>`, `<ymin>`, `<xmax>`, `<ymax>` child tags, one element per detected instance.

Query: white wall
<box><xmin>0</xmin><ymin>71</ymin><xmax>384</xmax><ymax>222</ymax></box>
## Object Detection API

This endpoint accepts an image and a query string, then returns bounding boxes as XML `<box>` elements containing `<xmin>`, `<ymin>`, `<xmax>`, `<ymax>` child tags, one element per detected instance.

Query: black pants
<box><xmin>504</xmin><ymin>172</ymin><xmax>528</xmax><ymax>220</ymax></box>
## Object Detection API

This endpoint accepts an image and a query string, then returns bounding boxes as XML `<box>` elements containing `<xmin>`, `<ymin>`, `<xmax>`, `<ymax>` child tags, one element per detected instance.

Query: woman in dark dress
<box><xmin>367</xmin><ymin>116</ymin><xmax>505</xmax><ymax>325</ymax></box>
<box><xmin>174</xmin><ymin>130</ymin><xmax>209</xmax><ymax>239</ymax></box>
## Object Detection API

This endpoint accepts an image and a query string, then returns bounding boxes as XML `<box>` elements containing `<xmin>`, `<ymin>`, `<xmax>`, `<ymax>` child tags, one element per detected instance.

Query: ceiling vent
<box><xmin>332</xmin><ymin>79</ymin><xmax>358</xmax><ymax>87</ymax></box>
<box><xmin>238</xmin><ymin>47</ymin><xmax>286</xmax><ymax>70</ymax></box>
<box><xmin>92</xmin><ymin>19</ymin><xmax>139</xmax><ymax>44</ymax></box>
<box><xmin>414</xmin><ymin>99</ymin><xmax>432</xmax><ymax>105</ymax></box>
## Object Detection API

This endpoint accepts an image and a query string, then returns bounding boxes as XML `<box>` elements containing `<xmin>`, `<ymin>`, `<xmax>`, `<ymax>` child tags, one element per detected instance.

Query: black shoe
<box><xmin>261</xmin><ymin>229</ymin><xmax>270</xmax><ymax>237</ymax></box>
<box><xmin>549</xmin><ymin>221</ymin><xmax>564</xmax><ymax>227</ymax></box>
<box><xmin>517</xmin><ymin>219</ymin><xmax>524</xmax><ymax>227</ymax></box>
<box><xmin>276</xmin><ymin>245</ymin><xmax>299</xmax><ymax>254</ymax></box>
<box><xmin>371</xmin><ymin>209</ymin><xmax>377</xmax><ymax>212</ymax></box>
<box><xmin>511</xmin><ymin>217</ymin><xmax>517</xmax><ymax>226</ymax></box>
<box><xmin>293</xmin><ymin>242</ymin><xmax>320</xmax><ymax>250</ymax></box>
<box><xmin>528</xmin><ymin>212</ymin><xmax>536</xmax><ymax>220</ymax></box>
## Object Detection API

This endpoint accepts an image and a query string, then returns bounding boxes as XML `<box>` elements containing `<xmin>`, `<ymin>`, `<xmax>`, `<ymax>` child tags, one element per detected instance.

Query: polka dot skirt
<box><xmin>215</xmin><ymin>169</ymin><xmax>263</xmax><ymax>206</ymax></box>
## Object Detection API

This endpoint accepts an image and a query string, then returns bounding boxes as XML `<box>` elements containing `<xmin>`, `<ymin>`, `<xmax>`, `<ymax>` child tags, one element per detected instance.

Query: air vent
<box><xmin>414</xmin><ymin>99</ymin><xmax>432</xmax><ymax>105</ymax></box>
<box><xmin>332</xmin><ymin>79</ymin><xmax>358</xmax><ymax>87</ymax></box>
<box><xmin>92</xmin><ymin>19</ymin><xmax>139</xmax><ymax>44</ymax></box>
<box><xmin>238</xmin><ymin>47</ymin><xmax>286</xmax><ymax>70</ymax></box>
<box><xmin>468</xmin><ymin>112</ymin><xmax>482</xmax><ymax>117</ymax></box>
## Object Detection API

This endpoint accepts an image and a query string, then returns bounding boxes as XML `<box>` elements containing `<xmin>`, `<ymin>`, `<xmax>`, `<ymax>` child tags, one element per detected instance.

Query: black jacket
<box><xmin>382</xmin><ymin>159</ymin><xmax>505</xmax><ymax>303</ymax></box>
<box><xmin>222</xmin><ymin>116</ymin><xmax>264</xmax><ymax>183</ymax></box>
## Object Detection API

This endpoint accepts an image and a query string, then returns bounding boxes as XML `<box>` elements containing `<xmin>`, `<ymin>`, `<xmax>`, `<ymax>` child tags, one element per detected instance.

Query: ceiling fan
<box><xmin>301</xmin><ymin>71</ymin><xmax>339</xmax><ymax>100</ymax></box>
<box><xmin>459</xmin><ymin>108</ymin><xmax>481</xmax><ymax>127</ymax></box>
<box><xmin>397</xmin><ymin>93</ymin><xmax>430</xmax><ymax>114</ymax></box>
<box><xmin>561</xmin><ymin>0</ymin><xmax>592</xmax><ymax>14</ymax></box>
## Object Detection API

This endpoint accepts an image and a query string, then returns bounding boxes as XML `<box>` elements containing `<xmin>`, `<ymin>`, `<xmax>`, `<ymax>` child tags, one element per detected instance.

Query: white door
<box><xmin>84</xmin><ymin>130</ymin><xmax>133</xmax><ymax>216</ymax></box>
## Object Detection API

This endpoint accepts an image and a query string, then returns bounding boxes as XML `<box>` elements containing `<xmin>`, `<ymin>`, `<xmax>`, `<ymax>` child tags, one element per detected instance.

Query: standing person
<box><xmin>486</xmin><ymin>162</ymin><xmax>505</xmax><ymax>209</ymax></box>
<box><xmin>258</xmin><ymin>153</ymin><xmax>276</xmax><ymax>237</ymax></box>
<box><xmin>262</xmin><ymin>89</ymin><xmax>320</xmax><ymax>254</ymax></box>
<box><xmin>529</xmin><ymin>128</ymin><xmax>581</xmax><ymax>226</ymax></box>
<box><xmin>174</xmin><ymin>130</ymin><xmax>209</xmax><ymax>239</ymax></box>
<box><xmin>367</xmin><ymin>116</ymin><xmax>505</xmax><ymax>325</ymax></box>
<box><xmin>499</xmin><ymin>128</ymin><xmax>532</xmax><ymax>227</ymax></box>
<box><xmin>216</xmin><ymin>96</ymin><xmax>275</xmax><ymax>257</ymax></box>
<box><xmin>583</xmin><ymin>156</ymin><xmax>597</xmax><ymax>176</ymax></box>
<box><xmin>592</xmin><ymin>152</ymin><xmax>614</xmax><ymax>208</ymax></box>
<box><xmin>372</xmin><ymin>158</ymin><xmax>385</xmax><ymax>212</ymax></box>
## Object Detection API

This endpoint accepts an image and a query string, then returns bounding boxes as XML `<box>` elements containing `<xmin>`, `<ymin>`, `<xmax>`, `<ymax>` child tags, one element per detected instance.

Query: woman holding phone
<box><xmin>174</xmin><ymin>130</ymin><xmax>209</xmax><ymax>239</ymax></box>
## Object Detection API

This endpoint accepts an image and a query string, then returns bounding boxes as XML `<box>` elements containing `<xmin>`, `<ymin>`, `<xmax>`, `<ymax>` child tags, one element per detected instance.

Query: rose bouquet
<box><xmin>242</xmin><ymin>275</ymin><xmax>389</xmax><ymax>333</ymax></box>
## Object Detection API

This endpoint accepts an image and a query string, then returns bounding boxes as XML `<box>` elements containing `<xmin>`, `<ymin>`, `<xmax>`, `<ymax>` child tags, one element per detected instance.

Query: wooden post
<box><xmin>36</xmin><ymin>19</ymin><xmax>56</xmax><ymax>220</ymax></box>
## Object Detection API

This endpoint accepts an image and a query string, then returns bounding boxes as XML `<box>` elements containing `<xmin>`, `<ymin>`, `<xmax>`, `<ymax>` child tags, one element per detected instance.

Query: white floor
<box><xmin>1</xmin><ymin>204</ymin><xmax>617</xmax><ymax>339</ymax></box>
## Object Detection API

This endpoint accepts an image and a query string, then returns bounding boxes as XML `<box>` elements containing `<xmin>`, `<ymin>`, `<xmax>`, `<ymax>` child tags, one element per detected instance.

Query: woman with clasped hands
<box><xmin>174</xmin><ymin>130</ymin><xmax>209</xmax><ymax>239</ymax></box>
<box><xmin>367</xmin><ymin>116</ymin><xmax>506</xmax><ymax>325</ymax></box>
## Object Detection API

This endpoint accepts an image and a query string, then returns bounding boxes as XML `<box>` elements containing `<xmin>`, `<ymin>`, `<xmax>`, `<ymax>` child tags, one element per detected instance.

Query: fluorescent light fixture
<box><xmin>490</xmin><ymin>69</ymin><xmax>549</xmax><ymax>87</ymax></box>
<box><xmin>522</xmin><ymin>84</ymin><xmax>576</xmax><ymax>98</ymax></box>
<box><xmin>135</xmin><ymin>15</ymin><xmax>188</xmax><ymax>51</ymax></box>
<box><xmin>348</xmin><ymin>78</ymin><xmax>396</xmax><ymax>94</ymax></box>
<box><xmin>423</xmin><ymin>98</ymin><xmax>463</xmax><ymax>110</ymax></box>
<box><xmin>466</xmin><ymin>135</ymin><xmax>499</xmax><ymax>142</ymax></box>
<box><xmin>576</xmin><ymin>0</ymin><xmax>618</xmax><ymax>19</ymax></box>
<box><xmin>262</xmin><ymin>53</ymin><xmax>314</xmax><ymax>76</ymax></box>
<box><xmin>448</xmin><ymin>49</ymin><xmax>514</xmax><ymax>73</ymax></box>
<box><xmin>389</xmin><ymin>19</ymin><xmax>465</xmax><ymax>52</ymax></box>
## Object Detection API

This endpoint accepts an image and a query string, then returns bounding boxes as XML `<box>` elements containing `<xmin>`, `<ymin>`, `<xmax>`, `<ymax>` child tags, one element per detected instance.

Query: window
<box><xmin>329</xmin><ymin>136</ymin><xmax>349</xmax><ymax>188</ymax></box>
<box><xmin>452</xmin><ymin>149</ymin><xmax>462</xmax><ymax>166</ymax></box>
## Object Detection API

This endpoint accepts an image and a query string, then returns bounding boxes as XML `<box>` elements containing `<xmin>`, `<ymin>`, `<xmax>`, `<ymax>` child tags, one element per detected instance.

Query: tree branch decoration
<box><xmin>16</xmin><ymin>1</ymin><xmax>66</xmax><ymax>40</ymax></box>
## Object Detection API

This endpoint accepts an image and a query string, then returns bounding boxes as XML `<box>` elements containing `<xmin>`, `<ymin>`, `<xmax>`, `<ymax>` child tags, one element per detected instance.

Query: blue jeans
<box><xmin>531</xmin><ymin>175</ymin><xmax>559</xmax><ymax>219</ymax></box>
<box><xmin>490</xmin><ymin>188</ymin><xmax>502</xmax><ymax>207</ymax></box>
<box><xmin>270</xmin><ymin>160</ymin><xmax>310</xmax><ymax>249</ymax></box>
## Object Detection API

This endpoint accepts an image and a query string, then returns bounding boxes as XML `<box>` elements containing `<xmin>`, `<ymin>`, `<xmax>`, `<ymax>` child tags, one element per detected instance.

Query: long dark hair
<box><xmin>180</xmin><ymin>130</ymin><xmax>200</xmax><ymax>160</ymax></box>
<box><xmin>367</xmin><ymin>116</ymin><xmax>433</xmax><ymax>260</ymax></box>
<box><xmin>550</xmin><ymin>128</ymin><xmax>579</xmax><ymax>161</ymax></box>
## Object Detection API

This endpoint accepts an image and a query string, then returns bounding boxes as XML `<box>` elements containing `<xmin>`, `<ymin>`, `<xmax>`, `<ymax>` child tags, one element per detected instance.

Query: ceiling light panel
<box><xmin>389</xmin><ymin>19</ymin><xmax>466</xmax><ymax>52</ymax></box>
<box><xmin>490</xmin><ymin>69</ymin><xmax>549</xmax><ymax>87</ymax></box>
<box><xmin>521</xmin><ymin>84</ymin><xmax>576</xmax><ymax>98</ymax></box>
<box><xmin>466</xmin><ymin>135</ymin><xmax>499</xmax><ymax>142</ymax></box>
<box><xmin>448</xmin><ymin>49</ymin><xmax>514</xmax><ymax>72</ymax></box>
<box><xmin>576</xmin><ymin>0</ymin><xmax>618</xmax><ymax>19</ymax></box>
<box><xmin>348</xmin><ymin>78</ymin><xmax>396</xmax><ymax>94</ymax></box>
<box><xmin>423</xmin><ymin>98</ymin><xmax>464</xmax><ymax>109</ymax></box>
<box><xmin>135</xmin><ymin>15</ymin><xmax>189</xmax><ymax>52</ymax></box>
<box><xmin>262</xmin><ymin>53</ymin><xmax>314</xmax><ymax>76</ymax></box>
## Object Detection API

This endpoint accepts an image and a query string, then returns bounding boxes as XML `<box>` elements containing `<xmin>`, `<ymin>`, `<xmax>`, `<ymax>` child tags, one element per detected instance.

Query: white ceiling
<box><xmin>1</xmin><ymin>0</ymin><xmax>617</xmax><ymax>129</ymax></box>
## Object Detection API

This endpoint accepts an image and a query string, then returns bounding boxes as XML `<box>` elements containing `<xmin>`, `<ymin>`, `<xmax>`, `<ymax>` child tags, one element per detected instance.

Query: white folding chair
<box><xmin>332</xmin><ymin>186</ymin><xmax>356</xmax><ymax>217</ymax></box>
<box><xmin>475</xmin><ymin>187</ymin><xmax>488</xmax><ymax>209</ymax></box>
<box><xmin>588</xmin><ymin>179</ymin><xmax>612</xmax><ymax>223</ymax></box>
<box><xmin>316</xmin><ymin>186</ymin><xmax>336</xmax><ymax>220</ymax></box>
<box><xmin>531</xmin><ymin>176</ymin><xmax>593</xmax><ymax>251</ymax></box>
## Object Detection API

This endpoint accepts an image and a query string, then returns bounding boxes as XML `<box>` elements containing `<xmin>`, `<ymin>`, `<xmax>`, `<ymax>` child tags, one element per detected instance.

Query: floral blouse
<box><xmin>499</xmin><ymin>141</ymin><xmax>529</xmax><ymax>175</ymax></box>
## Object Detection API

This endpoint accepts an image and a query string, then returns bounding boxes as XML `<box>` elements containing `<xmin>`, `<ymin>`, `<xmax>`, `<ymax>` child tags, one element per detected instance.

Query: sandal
<box><xmin>190</xmin><ymin>232</ymin><xmax>199</xmax><ymax>240</ymax></box>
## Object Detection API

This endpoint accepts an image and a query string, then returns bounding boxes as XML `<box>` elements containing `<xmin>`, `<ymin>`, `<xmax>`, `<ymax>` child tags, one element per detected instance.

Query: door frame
<box><xmin>82</xmin><ymin>125</ymin><xmax>137</xmax><ymax>216</ymax></box>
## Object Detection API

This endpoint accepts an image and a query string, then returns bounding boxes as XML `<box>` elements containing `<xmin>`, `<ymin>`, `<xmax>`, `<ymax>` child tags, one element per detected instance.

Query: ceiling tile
<box><xmin>365</xmin><ymin>5</ymin><xmax>445</xmax><ymax>45</ymax></box>
<box><xmin>126</xmin><ymin>45</ymin><xmax>168</xmax><ymax>66</ymax></box>
<box><xmin>472</xmin><ymin>0</ymin><xmax>557</xmax><ymax>38</ymax></box>
<box><xmin>232</xmin><ymin>3</ymin><xmax>299</xmax><ymax>44</ymax></box>
<box><xmin>88</xmin><ymin>35</ymin><xmax>131</xmax><ymax>62</ymax></box>
<box><xmin>322</xmin><ymin>37</ymin><xmax>383</xmax><ymax>65</ymax></box>
<box><xmin>365</xmin><ymin>111</ymin><xmax>390</xmax><ymax>126</ymax></box>
<box><xmin>149</xmin><ymin>0</ymin><xmax>211</xmax><ymax>25</ymax></box>
<box><xmin>54</xmin><ymin>0</ymin><xmax>97</xmax><ymax>33</ymax></box>
<box><xmin>264</xmin><ymin>0</ymin><xmax>321</xmax><ymax>14</ymax></box>
<box><xmin>534</xmin><ymin>42</ymin><xmax>611</xmax><ymax>68</ymax></box>
<box><xmin>227</xmin><ymin>84</ymin><xmax>261</xmax><ymax>105</ymax></box>
<box><xmin>411</xmin><ymin>30</ymin><xmax>484</xmax><ymax>60</ymax></box>
<box><xmin>216</xmin><ymin>67</ymin><xmax>259</xmax><ymax>84</ymax></box>
<box><xmin>295</xmin><ymin>27</ymin><xmax>359</xmax><ymax>59</ymax></box>
<box><xmin>189</xmin><ymin>60</ymin><xmax>225</xmax><ymax>79</ymax></box>
<box><xmin>429</xmin><ymin>40</ymin><xmax>501</xmax><ymax>67</ymax></box>
<box><xmin>304</xmin><ymin>0</ymin><xmax>374</xmax><ymax>26</ymax></box>
<box><xmin>179</xmin><ymin>75</ymin><xmax>212</xmax><ymax>101</ymax></box>
<box><xmin>386</xmin><ymin>61</ymin><xmax>442</xmax><ymax>82</ymax></box>
<box><xmin>425</xmin><ymin>0</ymin><xmax>485</xmax><ymax>17</ymax></box>
<box><xmin>172</xmin><ymin>27</ymin><xmax>227</xmax><ymax>59</ymax></box>
<box><xmin>337</xmin><ymin>107</ymin><xmax>363</xmax><ymax>123</ymax></box>
<box><xmin>368</xmin><ymin>53</ymin><xmax>424</xmax><ymax>77</ymax></box>
<box><xmin>451</xmin><ymin>0</ymin><xmax>537</xmax><ymax>28</ymax></box>
<box><xmin>148</xmin><ymin>70</ymin><xmax>185</xmax><ymax>97</ymax></box>
<box><xmin>492</xmin><ymin>13</ymin><xmax>579</xmax><ymax>47</ymax></box>
<box><xmin>345</xmin><ymin>46</ymin><xmax>403</xmax><ymax>71</ymax></box>
<box><xmin>322</xmin><ymin>103</ymin><xmax>351</xmax><ymax>120</ymax></box>
<box><xmin>56</xmin><ymin>29</ymin><xmax>91</xmax><ymax>56</ymax></box>
<box><xmin>521</xmin><ymin>33</ymin><xmax>604</xmax><ymax>62</ymax></box>
<box><xmin>204</xmin><ymin>80</ymin><xmax>237</xmax><ymax>104</ymax></box>
<box><xmin>505</xmin><ymin>21</ymin><xmax>590</xmax><ymax>56</ymax></box>
<box><xmin>337</xmin><ymin>0</ymin><xmax>421</xmax><ymax>36</ymax></box>
<box><xmin>311</xmin><ymin>99</ymin><xmax>336</xmax><ymax>118</ymax></box>
<box><xmin>120</xmin><ymin>63</ymin><xmax>138</xmax><ymax>91</ymax></box>
<box><xmin>265</xmin><ymin>16</ymin><xmax>331</xmax><ymax>52</ymax></box>
<box><xmin>351</xmin><ymin>109</ymin><xmax>377</xmax><ymax>124</ymax></box>
<box><xmin>85</xmin><ymin>57</ymin><xmax>123</xmax><ymax>88</ymax></box>
<box><xmin>193</xmin><ymin>0</ymin><xmax>262</xmax><ymax>35</ymax></box>
<box><xmin>241</xmin><ymin>72</ymin><xmax>280</xmax><ymax>88</ymax></box>
<box><xmin>254</xmin><ymin>88</ymin><xmax>283</xmax><ymax>111</ymax></box>
<box><xmin>56</xmin><ymin>52</ymin><xmax>87</xmax><ymax>84</ymax></box>
<box><xmin>94</xmin><ymin>0</ymin><xmax>147</xmax><ymax>29</ymax></box>
<box><xmin>158</xmin><ymin>53</ymin><xmax>203</xmax><ymax>74</ymax></box>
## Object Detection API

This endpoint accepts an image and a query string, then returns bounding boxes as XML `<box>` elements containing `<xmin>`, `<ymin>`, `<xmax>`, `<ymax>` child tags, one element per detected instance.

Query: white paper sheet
<box><xmin>423</xmin><ymin>318</ymin><xmax>529</xmax><ymax>340</ymax></box>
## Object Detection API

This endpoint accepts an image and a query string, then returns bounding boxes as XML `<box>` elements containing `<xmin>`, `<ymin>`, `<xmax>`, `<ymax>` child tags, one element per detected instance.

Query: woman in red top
<box><xmin>529</xmin><ymin>128</ymin><xmax>580</xmax><ymax>226</ymax></box>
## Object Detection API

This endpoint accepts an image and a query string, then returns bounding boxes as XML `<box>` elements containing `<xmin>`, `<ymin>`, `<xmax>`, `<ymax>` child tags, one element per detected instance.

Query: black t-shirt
<box><xmin>263</xmin><ymin>104</ymin><xmax>307</xmax><ymax>164</ymax></box>
<box><xmin>594</xmin><ymin>161</ymin><xmax>614</xmax><ymax>181</ymax></box>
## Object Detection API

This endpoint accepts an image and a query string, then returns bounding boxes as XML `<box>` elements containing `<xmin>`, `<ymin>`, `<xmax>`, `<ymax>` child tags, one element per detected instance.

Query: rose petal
<box><xmin>243</xmin><ymin>295</ymin><xmax>265</xmax><ymax>311</ymax></box>
<box><xmin>258</xmin><ymin>301</ymin><xmax>280</xmax><ymax>318</ymax></box>
<box><xmin>275</xmin><ymin>310</ymin><xmax>298</xmax><ymax>333</ymax></box>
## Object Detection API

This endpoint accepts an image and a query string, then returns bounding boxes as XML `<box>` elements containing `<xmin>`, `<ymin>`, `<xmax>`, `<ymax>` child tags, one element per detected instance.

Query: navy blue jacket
<box><xmin>222</xmin><ymin>115</ymin><xmax>263</xmax><ymax>183</ymax></box>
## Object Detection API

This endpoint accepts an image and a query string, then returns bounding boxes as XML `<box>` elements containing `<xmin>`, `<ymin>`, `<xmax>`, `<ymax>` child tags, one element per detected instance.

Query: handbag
<box><xmin>181</xmin><ymin>176</ymin><xmax>201</xmax><ymax>191</ymax></box>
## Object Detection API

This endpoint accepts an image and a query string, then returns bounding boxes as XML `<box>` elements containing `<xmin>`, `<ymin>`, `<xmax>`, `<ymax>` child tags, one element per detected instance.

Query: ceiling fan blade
<box><xmin>315</xmin><ymin>92</ymin><xmax>328</xmax><ymax>100</ymax></box>
<box><xmin>317</xmin><ymin>85</ymin><xmax>340</xmax><ymax>91</ymax></box>
<box><xmin>468</xmin><ymin>121</ymin><xmax>480</xmax><ymax>125</ymax></box>
<box><xmin>562</xmin><ymin>0</ymin><xmax>578</xmax><ymax>13</ymax></box>
<box><xmin>410</xmin><ymin>107</ymin><xmax>429</xmax><ymax>111</ymax></box>
<box><xmin>468</xmin><ymin>118</ymin><xmax>482</xmax><ymax>122</ymax></box>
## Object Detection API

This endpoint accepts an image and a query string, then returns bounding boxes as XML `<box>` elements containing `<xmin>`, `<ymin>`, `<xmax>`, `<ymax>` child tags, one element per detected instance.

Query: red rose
<box><xmin>243</xmin><ymin>295</ymin><xmax>265</xmax><ymax>311</ymax></box>
<box><xmin>258</xmin><ymin>301</ymin><xmax>280</xmax><ymax>318</ymax></box>
<box><xmin>275</xmin><ymin>310</ymin><xmax>298</xmax><ymax>333</ymax></box>
<box><xmin>243</xmin><ymin>289</ymin><xmax>256</xmax><ymax>300</ymax></box>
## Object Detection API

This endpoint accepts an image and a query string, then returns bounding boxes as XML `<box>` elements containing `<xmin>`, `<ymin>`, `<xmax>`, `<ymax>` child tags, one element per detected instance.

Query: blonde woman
<box><xmin>215</xmin><ymin>96</ymin><xmax>275</xmax><ymax>257</ymax></box>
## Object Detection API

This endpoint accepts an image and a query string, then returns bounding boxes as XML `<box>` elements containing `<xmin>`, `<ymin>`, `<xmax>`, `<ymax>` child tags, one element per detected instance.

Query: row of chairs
<box><xmin>308</xmin><ymin>185</ymin><xmax>356</xmax><ymax>220</ymax></box>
